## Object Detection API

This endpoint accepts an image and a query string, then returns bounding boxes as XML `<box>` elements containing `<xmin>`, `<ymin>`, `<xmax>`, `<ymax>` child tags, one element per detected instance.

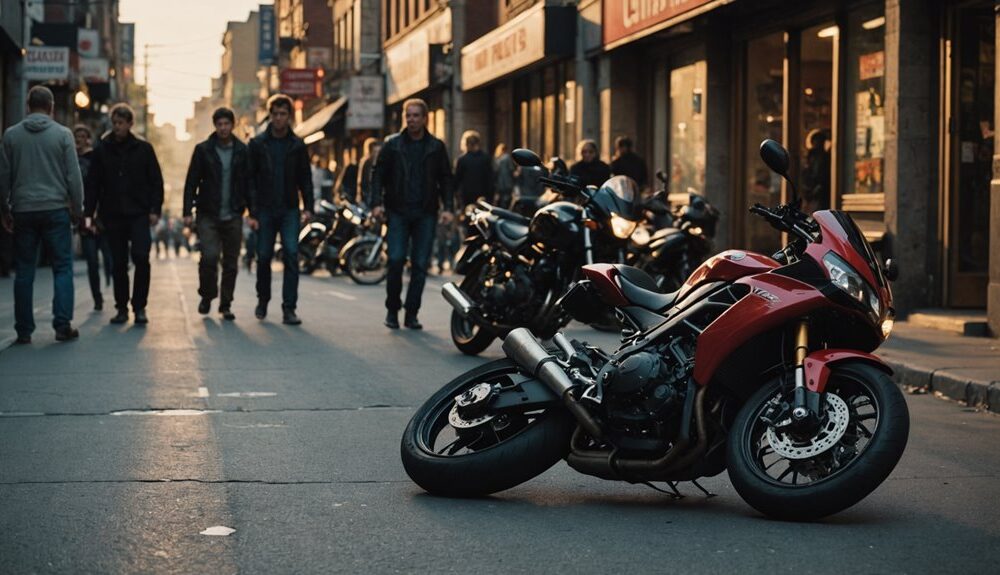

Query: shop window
<box><xmin>842</xmin><ymin>7</ymin><xmax>886</xmax><ymax>215</ymax></box>
<box><xmin>668</xmin><ymin>60</ymin><xmax>707</xmax><ymax>198</ymax></box>
<box><xmin>798</xmin><ymin>23</ymin><xmax>837</xmax><ymax>214</ymax></box>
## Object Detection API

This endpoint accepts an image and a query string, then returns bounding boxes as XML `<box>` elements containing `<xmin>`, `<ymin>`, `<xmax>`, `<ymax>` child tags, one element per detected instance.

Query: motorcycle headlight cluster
<box><xmin>341</xmin><ymin>207</ymin><xmax>362</xmax><ymax>225</ymax></box>
<box><xmin>610</xmin><ymin>213</ymin><xmax>638</xmax><ymax>239</ymax></box>
<box><xmin>822</xmin><ymin>252</ymin><xmax>880</xmax><ymax>317</ymax></box>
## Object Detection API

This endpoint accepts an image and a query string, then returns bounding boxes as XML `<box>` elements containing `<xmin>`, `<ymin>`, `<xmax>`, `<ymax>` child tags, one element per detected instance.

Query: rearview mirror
<box><xmin>759</xmin><ymin>139</ymin><xmax>790</xmax><ymax>177</ymax></box>
<box><xmin>884</xmin><ymin>258</ymin><xmax>899</xmax><ymax>282</ymax></box>
<box><xmin>512</xmin><ymin>148</ymin><xmax>542</xmax><ymax>168</ymax></box>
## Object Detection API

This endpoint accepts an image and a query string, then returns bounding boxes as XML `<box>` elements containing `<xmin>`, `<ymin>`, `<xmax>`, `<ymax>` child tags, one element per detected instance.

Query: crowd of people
<box><xmin>0</xmin><ymin>86</ymin><xmax>656</xmax><ymax>343</ymax></box>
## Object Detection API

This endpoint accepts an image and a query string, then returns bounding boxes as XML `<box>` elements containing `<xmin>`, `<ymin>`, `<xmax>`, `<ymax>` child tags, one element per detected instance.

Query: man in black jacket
<box><xmin>247</xmin><ymin>94</ymin><xmax>313</xmax><ymax>325</ymax></box>
<box><xmin>610</xmin><ymin>136</ymin><xmax>648</xmax><ymax>190</ymax></box>
<box><xmin>371</xmin><ymin>98</ymin><xmax>454</xmax><ymax>329</ymax></box>
<box><xmin>85</xmin><ymin>103</ymin><xmax>164</xmax><ymax>325</ymax></box>
<box><xmin>183</xmin><ymin>107</ymin><xmax>250</xmax><ymax>320</ymax></box>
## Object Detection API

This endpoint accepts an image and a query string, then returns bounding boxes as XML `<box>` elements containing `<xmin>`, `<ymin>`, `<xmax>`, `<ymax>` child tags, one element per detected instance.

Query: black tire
<box><xmin>345</xmin><ymin>239</ymin><xmax>387</xmax><ymax>285</ymax></box>
<box><xmin>298</xmin><ymin>250</ymin><xmax>316</xmax><ymax>275</ymax></box>
<box><xmin>450</xmin><ymin>263</ymin><xmax>496</xmax><ymax>355</ymax></box>
<box><xmin>401</xmin><ymin>359</ymin><xmax>575</xmax><ymax>497</ymax></box>
<box><xmin>726</xmin><ymin>362</ymin><xmax>909</xmax><ymax>521</ymax></box>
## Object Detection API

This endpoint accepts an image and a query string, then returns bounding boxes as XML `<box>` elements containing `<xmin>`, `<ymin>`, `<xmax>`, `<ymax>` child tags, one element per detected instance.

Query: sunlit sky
<box><xmin>120</xmin><ymin>0</ymin><xmax>271</xmax><ymax>139</ymax></box>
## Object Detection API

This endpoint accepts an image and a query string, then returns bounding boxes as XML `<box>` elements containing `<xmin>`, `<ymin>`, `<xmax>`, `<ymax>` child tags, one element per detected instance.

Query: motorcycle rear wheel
<box><xmin>344</xmin><ymin>239</ymin><xmax>387</xmax><ymax>285</ymax></box>
<box><xmin>726</xmin><ymin>362</ymin><xmax>909</xmax><ymax>521</ymax></box>
<box><xmin>450</xmin><ymin>263</ymin><xmax>496</xmax><ymax>355</ymax></box>
<box><xmin>401</xmin><ymin>359</ymin><xmax>574</xmax><ymax>497</ymax></box>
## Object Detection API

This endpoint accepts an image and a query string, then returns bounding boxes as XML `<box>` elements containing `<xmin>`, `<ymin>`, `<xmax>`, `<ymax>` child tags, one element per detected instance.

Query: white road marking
<box><xmin>325</xmin><ymin>290</ymin><xmax>358</xmax><ymax>301</ymax></box>
<box><xmin>216</xmin><ymin>392</ymin><xmax>277</xmax><ymax>398</ymax></box>
<box><xmin>111</xmin><ymin>409</ymin><xmax>221</xmax><ymax>416</ymax></box>
<box><xmin>221</xmin><ymin>423</ymin><xmax>288</xmax><ymax>429</ymax></box>
<box><xmin>200</xmin><ymin>526</ymin><xmax>236</xmax><ymax>536</ymax></box>
<box><xmin>197</xmin><ymin>387</ymin><xmax>209</xmax><ymax>398</ymax></box>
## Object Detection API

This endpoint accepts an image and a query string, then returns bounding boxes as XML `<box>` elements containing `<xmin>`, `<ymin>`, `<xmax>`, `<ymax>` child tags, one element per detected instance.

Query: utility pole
<box><xmin>143</xmin><ymin>42</ymin><xmax>149</xmax><ymax>137</ymax></box>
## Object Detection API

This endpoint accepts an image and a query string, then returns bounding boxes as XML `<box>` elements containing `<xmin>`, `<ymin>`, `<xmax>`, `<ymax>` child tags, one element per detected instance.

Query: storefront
<box><xmin>383</xmin><ymin>8</ymin><xmax>452</xmax><ymax>139</ymax></box>
<box><xmin>460</xmin><ymin>3</ymin><xmax>576</xmax><ymax>161</ymax></box>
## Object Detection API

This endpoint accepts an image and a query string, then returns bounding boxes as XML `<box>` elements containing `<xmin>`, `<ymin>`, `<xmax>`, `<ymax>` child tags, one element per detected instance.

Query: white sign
<box><xmin>78</xmin><ymin>28</ymin><xmax>100</xmax><ymax>58</ymax></box>
<box><xmin>461</xmin><ymin>5</ymin><xmax>547</xmax><ymax>90</ymax></box>
<box><xmin>384</xmin><ymin>9</ymin><xmax>450</xmax><ymax>104</ymax></box>
<box><xmin>346</xmin><ymin>76</ymin><xmax>384</xmax><ymax>131</ymax></box>
<box><xmin>24</xmin><ymin>47</ymin><xmax>70</xmax><ymax>80</ymax></box>
<box><xmin>80</xmin><ymin>57</ymin><xmax>110</xmax><ymax>82</ymax></box>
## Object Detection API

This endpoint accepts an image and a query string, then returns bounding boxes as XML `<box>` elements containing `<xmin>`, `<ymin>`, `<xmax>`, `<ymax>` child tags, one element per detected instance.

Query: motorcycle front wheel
<box><xmin>401</xmin><ymin>359</ymin><xmax>575</xmax><ymax>497</ymax></box>
<box><xmin>726</xmin><ymin>362</ymin><xmax>909</xmax><ymax>521</ymax></box>
<box><xmin>344</xmin><ymin>238</ymin><xmax>387</xmax><ymax>285</ymax></box>
<box><xmin>450</xmin><ymin>262</ymin><xmax>496</xmax><ymax>355</ymax></box>
<box><xmin>298</xmin><ymin>248</ymin><xmax>317</xmax><ymax>275</ymax></box>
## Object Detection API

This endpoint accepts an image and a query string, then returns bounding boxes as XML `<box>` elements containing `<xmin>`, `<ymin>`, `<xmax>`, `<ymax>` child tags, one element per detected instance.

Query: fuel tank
<box><xmin>681</xmin><ymin>249</ymin><xmax>779</xmax><ymax>291</ymax></box>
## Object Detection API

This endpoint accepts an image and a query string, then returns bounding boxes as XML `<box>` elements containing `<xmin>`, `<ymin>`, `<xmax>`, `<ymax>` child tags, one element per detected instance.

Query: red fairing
<box><xmin>803</xmin><ymin>349</ymin><xmax>893</xmax><ymax>393</ymax></box>
<box><xmin>692</xmin><ymin>273</ymin><xmax>826</xmax><ymax>385</ymax></box>
<box><xmin>582</xmin><ymin>264</ymin><xmax>629</xmax><ymax>307</ymax></box>
<box><xmin>681</xmin><ymin>250</ymin><xmax>779</xmax><ymax>294</ymax></box>
<box><xmin>805</xmin><ymin>211</ymin><xmax>889</xmax><ymax>314</ymax></box>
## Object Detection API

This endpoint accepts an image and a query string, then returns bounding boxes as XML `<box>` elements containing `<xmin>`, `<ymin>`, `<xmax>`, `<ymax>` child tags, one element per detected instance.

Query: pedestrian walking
<box><xmin>335</xmin><ymin>158</ymin><xmax>359</xmax><ymax>204</ymax></box>
<box><xmin>454</xmin><ymin>130</ymin><xmax>492</xmax><ymax>208</ymax></box>
<box><xmin>85</xmin><ymin>103</ymin><xmax>164</xmax><ymax>325</ymax></box>
<box><xmin>74</xmin><ymin>124</ymin><xmax>113</xmax><ymax>311</ymax></box>
<box><xmin>569</xmin><ymin>139</ymin><xmax>612</xmax><ymax>188</ymax></box>
<box><xmin>493</xmin><ymin>143</ymin><xmax>515</xmax><ymax>209</ymax></box>
<box><xmin>358</xmin><ymin>137</ymin><xmax>381</xmax><ymax>206</ymax></box>
<box><xmin>247</xmin><ymin>94</ymin><xmax>314</xmax><ymax>325</ymax></box>
<box><xmin>183</xmin><ymin>107</ymin><xmax>250</xmax><ymax>321</ymax></box>
<box><xmin>311</xmin><ymin>155</ymin><xmax>334</xmax><ymax>202</ymax></box>
<box><xmin>371</xmin><ymin>98</ymin><xmax>454</xmax><ymax>330</ymax></box>
<box><xmin>0</xmin><ymin>86</ymin><xmax>84</xmax><ymax>343</ymax></box>
<box><xmin>610</xmin><ymin>135</ymin><xmax>649</xmax><ymax>189</ymax></box>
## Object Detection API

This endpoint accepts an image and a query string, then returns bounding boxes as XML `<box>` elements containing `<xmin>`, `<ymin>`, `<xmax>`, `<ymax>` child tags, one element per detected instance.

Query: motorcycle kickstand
<box><xmin>689</xmin><ymin>479</ymin><xmax>716</xmax><ymax>498</ymax></box>
<box><xmin>642</xmin><ymin>481</ymin><xmax>685</xmax><ymax>500</ymax></box>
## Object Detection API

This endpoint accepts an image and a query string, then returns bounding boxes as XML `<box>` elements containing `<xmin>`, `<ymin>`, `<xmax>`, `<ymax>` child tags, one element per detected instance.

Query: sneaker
<box><xmin>384</xmin><ymin>310</ymin><xmax>400</xmax><ymax>329</ymax></box>
<box><xmin>198</xmin><ymin>298</ymin><xmax>211</xmax><ymax>315</ymax></box>
<box><xmin>54</xmin><ymin>325</ymin><xmax>79</xmax><ymax>342</ymax></box>
<box><xmin>14</xmin><ymin>334</ymin><xmax>31</xmax><ymax>344</ymax></box>
<box><xmin>404</xmin><ymin>313</ymin><xmax>423</xmax><ymax>330</ymax></box>
<box><xmin>134</xmin><ymin>310</ymin><xmax>149</xmax><ymax>325</ymax></box>
<box><xmin>255</xmin><ymin>301</ymin><xmax>267</xmax><ymax>320</ymax></box>
<box><xmin>110</xmin><ymin>309</ymin><xmax>129</xmax><ymax>324</ymax></box>
<box><xmin>220</xmin><ymin>306</ymin><xmax>235</xmax><ymax>321</ymax></box>
<box><xmin>282</xmin><ymin>308</ymin><xmax>302</xmax><ymax>325</ymax></box>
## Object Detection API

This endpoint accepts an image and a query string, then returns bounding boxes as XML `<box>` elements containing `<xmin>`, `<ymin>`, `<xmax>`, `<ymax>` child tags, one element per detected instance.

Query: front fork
<box><xmin>791</xmin><ymin>319</ymin><xmax>822</xmax><ymax>422</ymax></box>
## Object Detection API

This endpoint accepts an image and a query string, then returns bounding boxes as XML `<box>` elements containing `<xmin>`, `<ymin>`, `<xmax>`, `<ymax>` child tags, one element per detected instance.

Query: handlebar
<box><xmin>749</xmin><ymin>202</ymin><xmax>817</xmax><ymax>246</ymax></box>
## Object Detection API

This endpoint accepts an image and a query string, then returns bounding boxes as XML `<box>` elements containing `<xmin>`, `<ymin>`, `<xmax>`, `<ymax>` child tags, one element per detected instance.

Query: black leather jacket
<box><xmin>371</xmin><ymin>130</ymin><xmax>454</xmax><ymax>214</ymax></box>
<box><xmin>85</xmin><ymin>133</ymin><xmax>164</xmax><ymax>218</ymax></box>
<box><xmin>247</xmin><ymin>128</ymin><xmax>314</xmax><ymax>216</ymax></box>
<box><xmin>183</xmin><ymin>134</ymin><xmax>250</xmax><ymax>219</ymax></box>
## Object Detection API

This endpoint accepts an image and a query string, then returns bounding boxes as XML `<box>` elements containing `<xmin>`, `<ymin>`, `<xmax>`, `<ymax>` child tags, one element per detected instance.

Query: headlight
<box><xmin>610</xmin><ymin>213</ymin><xmax>638</xmax><ymax>239</ymax></box>
<box><xmin>341</xmin><ymin>207</ymin><xmax>355</xmax><ymax>220</ymax></box>
<box><xmin>823</xmin><ymin>252</ymin><xmax>879</xmax><ymax>316</ymax></box>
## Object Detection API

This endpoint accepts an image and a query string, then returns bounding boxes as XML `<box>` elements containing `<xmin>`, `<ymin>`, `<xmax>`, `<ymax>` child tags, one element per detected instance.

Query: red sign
<box><xmin>603</xmin><ymin>0</ymin><xmax>719</xmax><ymax>47</ymax></box>
<box><xmin>279</xmin><ymin>68</ymin><xmax>321</xmax><ymax>98</ymax></box>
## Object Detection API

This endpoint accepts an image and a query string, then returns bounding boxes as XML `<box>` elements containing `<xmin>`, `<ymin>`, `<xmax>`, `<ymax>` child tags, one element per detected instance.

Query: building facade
<box><xmin>221</xmin><ymin>11</ymin><xmax>261</xmax><ymax>140</ymax></box>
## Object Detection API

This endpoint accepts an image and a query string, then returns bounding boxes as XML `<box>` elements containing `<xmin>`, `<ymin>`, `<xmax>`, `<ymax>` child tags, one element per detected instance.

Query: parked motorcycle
<box><xmin>402</xmin><ymin>139</ymin><xmax>908</xmax><ymax>521</ymax></box>
<box><xmin>297</xmin><ymin>199</ymin><xmax>369</xmax><ymax>275</ymax></box>
<box><xmin>441</xmin><ymin>149</ymin><xmax>641</xmax><ymax>355</ymax></box>
<box><xmin>339</xmin><ymin>215</ymin><xmax>388</xmax><ymax>285</ymax></box>
<box><xmin>630</xmin><ymin>182</ymin><xmax>720</xmax><ymax>291</ymax></box>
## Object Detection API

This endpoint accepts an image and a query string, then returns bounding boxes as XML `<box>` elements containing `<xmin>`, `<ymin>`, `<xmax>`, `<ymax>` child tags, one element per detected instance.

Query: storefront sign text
<box><xmin>24</xmin><ymin>47</ymin><xmax>70</xmax><ymax>80</ymax></box>
<box><xmin>604</xmin><ymin>0</ymin><xmax>720</xmax><ymax>48</ymax></box>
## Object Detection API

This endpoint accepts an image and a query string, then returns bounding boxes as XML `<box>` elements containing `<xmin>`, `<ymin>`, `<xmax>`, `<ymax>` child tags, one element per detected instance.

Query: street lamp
<box><xmin>74</xmin><ymin>88</ymin><xmax>91</xmax><ymax>109</ymax></box>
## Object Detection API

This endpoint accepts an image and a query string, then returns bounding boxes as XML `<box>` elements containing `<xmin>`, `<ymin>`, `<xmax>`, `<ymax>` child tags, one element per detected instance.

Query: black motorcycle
<box><xmin>339</xmin><ymin>214</ymin><xmax>388</xmax><ymax>285</ymax></box>
<box><xmin>298</xmin><ymin>199</ymin><xmax>369</xmax><ymax>275</ymax></box>
<box><xmin>629</xmin><ymin>184</ymin><xmax>720</xmax><ymax>291</ymax></box>
<box><xmin>441</xmin><ymin>148</ymin><xmax>641</xmax><ymax>355</ymax></box>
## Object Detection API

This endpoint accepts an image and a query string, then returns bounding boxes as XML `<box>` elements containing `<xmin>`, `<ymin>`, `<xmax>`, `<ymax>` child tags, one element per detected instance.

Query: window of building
<box><xmin>668</xmin><ymin>60</ymin><xmax>707</xmax><ymax>198</ymax></box>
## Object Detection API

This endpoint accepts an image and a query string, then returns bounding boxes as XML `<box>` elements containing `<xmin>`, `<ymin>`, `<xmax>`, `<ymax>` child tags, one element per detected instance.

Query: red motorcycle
<box><xmin>401</xmin><ymin>140</ymin><xmax>909</xmax><ymax>521</ymax></box>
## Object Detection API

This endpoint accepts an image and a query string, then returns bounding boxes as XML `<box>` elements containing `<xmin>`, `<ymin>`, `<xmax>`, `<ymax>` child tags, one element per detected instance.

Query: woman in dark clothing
<box><xmin>569</xmin><ymin>139</ymin><xmax>612</xmax><ymax>188</ymax></box>
<box><xmin>74</xmin><ymin>125</ymin><xmax>112</xmax><ymax>311</ymax></box>
<box><xmin>453</xmin><ymin>130</ymin><xmax>493</xmax><ymax>207</ymax></box>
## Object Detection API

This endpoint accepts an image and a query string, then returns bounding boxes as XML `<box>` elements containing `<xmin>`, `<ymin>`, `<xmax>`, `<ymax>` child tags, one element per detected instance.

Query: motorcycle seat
<box><xmin>490</xmin><ymin>206</ymin><xmax>532</xmax><ymax>226</ymax></box>
<box><xmin>495</xmin><ymin>219</ymin><xmax>530</xmax><ymax>250</ymax></box>
<box><xmin>614</xmin><ymin>265</ymin><xmax>678</xmax><ymax>312</ymax></box>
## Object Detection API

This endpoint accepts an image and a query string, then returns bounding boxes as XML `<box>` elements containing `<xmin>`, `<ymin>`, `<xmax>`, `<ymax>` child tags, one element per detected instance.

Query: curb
<box><xmin>885</xmin><ymin>359</ymin><xmax>999</xmax><ymax>415</ymax></box>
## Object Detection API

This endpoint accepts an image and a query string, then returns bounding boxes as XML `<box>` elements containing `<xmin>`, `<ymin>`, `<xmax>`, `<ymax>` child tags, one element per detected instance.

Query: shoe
<box><xmin>198</xmin><ymin>298</ymin><xmax>211</xmax><ymax>315</ymax></box>
<box><xmin>54</xmin><ymin>325</ymin><xmax>79</xmax><ymax>342</ymax></box>
<box><xmin>110</xmin><ymin>309</ymin><xmax>129</xmax><ymax>324</ymax></box>
<box><xmin>220</xmin><ymin>306</ymin><xmax>235</xmax><ymax>321</ymax></box>
<box><xmin>404</xmin><ymin>314</ymin><xmax>423</xmax><ymax>330</ymax></box>
<box><xmin>282</xmin><ymin>308</ymin><xmax>302</xmax><ymax>325</ymax></box>
<box><xmin>255</xmin><ymin>301</ymin><xmax>267</xmax><ymax>320</ymax></box>
<box><xmin>134</xmin><ymin>310</ymin><xmax>149</xmax><ymax>325</ymax></box>
<box><xmin>14</xmin><ymin>334</ymin><xmax>30</xmax><ymax>344</ymax></box>
<box><xmin>384</xmin><ymin>310</ymin><xmax>400</xmax><ymax>329</ymax></box>
<box><xmin>94</xmin><ymin>297</ymin><xmax>103</xmax><ymax>312</ymax></box>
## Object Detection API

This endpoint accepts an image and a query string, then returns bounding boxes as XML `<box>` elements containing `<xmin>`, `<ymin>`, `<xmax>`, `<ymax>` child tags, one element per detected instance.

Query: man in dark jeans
<box><xmin>74</xmin><ymin>124</ymin><xmax>113</xmax><ymax>311</ymax></box>
<box><xmin>0</xmin><ymin>86</ymin><xmax>84</xmax><ymax>343</ymax></box>
<box><xmin>371</xmin><ymin>98</ymin><xmax>454</xmax><ymax>330</ymax></box>
<box><xmin>247</xmin><ymin>94</ymin><xmax>313</xmax><ymax>325</ymax></box>
<box><xmin>183</xmin><ymin>107</ymin><xmax>250</xmax><ymax>321</ymax></box>
<box><xmin>85</xmin><ymin>103</ymin><xmax>164</xmax><ymax>325</ymax></box>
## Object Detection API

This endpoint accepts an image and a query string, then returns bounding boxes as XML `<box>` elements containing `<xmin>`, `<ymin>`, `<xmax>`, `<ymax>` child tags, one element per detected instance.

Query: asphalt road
<box><xmin>1</xmin><ymin>257</ymin><xmax>999</xmax><ymax>574</ymax></box>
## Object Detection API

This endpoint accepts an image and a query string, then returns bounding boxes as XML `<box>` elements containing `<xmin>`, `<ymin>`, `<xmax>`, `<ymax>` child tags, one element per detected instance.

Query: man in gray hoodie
<box><xmin>0</xmin><ymin>86</ymin><xmax>84</xmax><ymax>343</ymax></box>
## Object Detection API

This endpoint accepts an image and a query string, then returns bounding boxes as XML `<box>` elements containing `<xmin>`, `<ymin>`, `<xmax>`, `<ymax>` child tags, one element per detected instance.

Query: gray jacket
<box><xmin>0</xmin><ymin>113</ymin><xmax>84</xmax><ymax>217</ymax></box>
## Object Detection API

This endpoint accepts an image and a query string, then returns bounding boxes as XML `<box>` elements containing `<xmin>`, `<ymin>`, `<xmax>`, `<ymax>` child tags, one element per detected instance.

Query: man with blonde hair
<box><xmin>454</xmin><ymin>129</ymin><xmax>492</xmax><ymax>208</ymax></box>
<box><xmin>371</xmin><ymin>98</ymin><xmax>454</xmax><ymax>329</ymax></box>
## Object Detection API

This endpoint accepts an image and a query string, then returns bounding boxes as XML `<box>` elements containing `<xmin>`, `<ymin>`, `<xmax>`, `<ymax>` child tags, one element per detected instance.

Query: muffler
<box><xmin>442</xmin><ymin>282</ymin><xmax>476</xmax><ymax>318</ymax></box>
<box><xmin>502</xmin><ymin>328</ymin><xmax>603</xmax><ymax>440</ymax></box>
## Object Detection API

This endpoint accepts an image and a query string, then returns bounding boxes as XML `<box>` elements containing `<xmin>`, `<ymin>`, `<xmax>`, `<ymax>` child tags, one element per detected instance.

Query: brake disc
<box><xmin>766</xmin><ymin>393</ymin><xmax>851</xmax><ymax>460</ymax></box>
<box><xmin>448</xmin><ymin>383</ymin><xmax>496</xmax><ymax>430</ymax></box>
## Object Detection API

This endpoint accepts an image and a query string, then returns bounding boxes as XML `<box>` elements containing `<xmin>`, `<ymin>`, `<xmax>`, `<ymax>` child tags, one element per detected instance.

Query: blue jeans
<box><xmin>256</xmin><ymin>209</ymin><xmax>300</xmax><ymax>310</ymax></box>
<box><xmin>385</xmin><ymin>210</ymin><xmax>436</xmax><ymax>313</ymax></box>
<box><xmin>12</xmin><ymin>208</ymin><xmax>74</xmax><ymax>336</ymax></box>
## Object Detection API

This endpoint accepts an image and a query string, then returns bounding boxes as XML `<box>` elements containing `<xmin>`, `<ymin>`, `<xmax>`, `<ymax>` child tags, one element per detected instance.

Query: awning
<box><xmin>294</xmin><ymin>96</ymin><xmax>348</xmax><ymax>142</ymax></box>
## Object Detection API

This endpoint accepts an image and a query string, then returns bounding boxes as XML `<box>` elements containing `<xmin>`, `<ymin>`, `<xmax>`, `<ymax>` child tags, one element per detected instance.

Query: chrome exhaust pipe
<box><xmin>442</xmin><ymin>282</ymin><xmax>476</xmax><ymax>318</ymax></box>
<box><xmin>502</xmin><ymin>328</ymin><xmax>603</xmax><ymax>439</ymax></box>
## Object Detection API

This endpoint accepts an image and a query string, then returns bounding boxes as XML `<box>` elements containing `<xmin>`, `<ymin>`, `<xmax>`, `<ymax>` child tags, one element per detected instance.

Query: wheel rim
<box><xmin>451</xmin><ymin>311</ymin><xmax>481</xmax><ymax>344</ymax></box>
<box><xmin>743</xmin><ymin>375</ymin><xmax>881</xmax><ymax>488</ymax></box>
<box><xmin>349</xmin><ymin>244</ymin><xmax>386</xmax><ymax>281</ymax></box>
<box><xmin>415</xmin><ymin>365</ymin><xmax>551</xmax><ymax>458</ymax></box>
